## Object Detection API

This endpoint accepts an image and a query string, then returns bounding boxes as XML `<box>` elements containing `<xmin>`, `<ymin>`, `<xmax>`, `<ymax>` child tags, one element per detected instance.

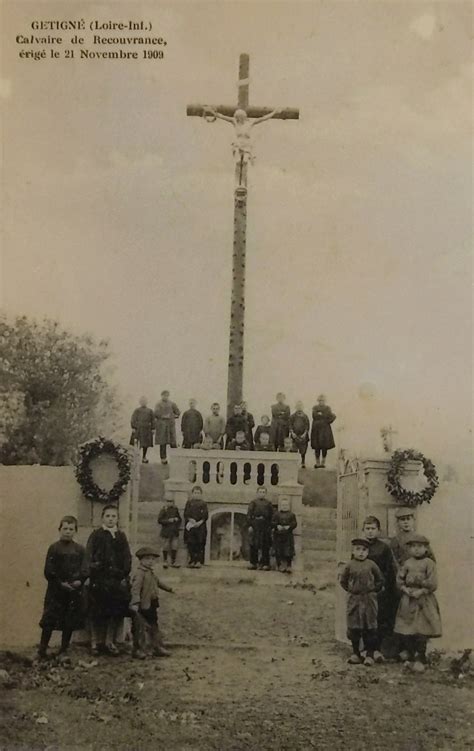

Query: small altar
<box><xmin>164</xmin><ymin>448</ymin><xmax>304</xmax><ymax>569</ymax></box>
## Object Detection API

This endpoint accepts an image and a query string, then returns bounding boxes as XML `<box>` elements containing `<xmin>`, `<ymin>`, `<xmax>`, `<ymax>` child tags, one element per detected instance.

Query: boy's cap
<box><xmin>405</xmin><ymin>533</ymin><xmax>430</xmax><ymax>545</ymax></box>
<box><xmin>351</xmin><ymin>538</ymin><xmax>370</xmax><ymax>548</ymax></box>
<box><xmin>395</xmin><ymin>506</ymin><xmax>415</xmax><ymax>518</ymax></box>
<box><xmin>136</xmin><ymin>546</ymin><xmax>160</xmax><ymax>559</ymax></box>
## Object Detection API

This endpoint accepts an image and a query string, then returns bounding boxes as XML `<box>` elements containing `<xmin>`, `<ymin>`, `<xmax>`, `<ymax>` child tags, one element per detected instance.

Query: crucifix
<box><xmin>187</xmin><ymin>54</ymin><xmax>299</xmax><ymax>419</ymax></box>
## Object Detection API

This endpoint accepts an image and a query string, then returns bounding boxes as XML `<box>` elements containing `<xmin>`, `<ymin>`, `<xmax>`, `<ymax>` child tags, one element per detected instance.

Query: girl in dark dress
<box><xmin>84</xmin><ymin>505</ymin><xmax>132</xmax><ymax>656</ymax></box>
<box><xmin>310</xmin><ymin>394</ymin><xmax>336</xmax><ymax>467</ymax></box>
<box><xmin>38</xmin><ymin>515</ymin><xmax>86</xmax><ymax>659</ymax></box>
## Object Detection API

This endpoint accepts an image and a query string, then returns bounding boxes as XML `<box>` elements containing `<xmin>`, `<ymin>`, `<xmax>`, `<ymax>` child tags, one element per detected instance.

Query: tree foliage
<box><xmin>0</xmin><ymin>315</ymin><xmax>122</xmax><ymax>465</ymax></box>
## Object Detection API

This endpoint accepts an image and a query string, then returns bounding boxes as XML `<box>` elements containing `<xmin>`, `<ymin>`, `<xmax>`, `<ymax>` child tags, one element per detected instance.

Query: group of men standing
<box><xmin>130</xmin><ymin>391</ymin><xmax>336</xmax><ymax>468</ymax></box>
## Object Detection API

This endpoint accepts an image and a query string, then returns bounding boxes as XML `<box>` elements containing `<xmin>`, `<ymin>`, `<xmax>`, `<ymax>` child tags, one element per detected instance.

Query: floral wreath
<box><xmin>75</xmin><ymin>436</ymin><xmax>131</xmax><ymax>503</ymax></box>
<box><xmin>386</xmin><ymin>448</ymin><xmax>439</xmax><ymax>506</ymax></box>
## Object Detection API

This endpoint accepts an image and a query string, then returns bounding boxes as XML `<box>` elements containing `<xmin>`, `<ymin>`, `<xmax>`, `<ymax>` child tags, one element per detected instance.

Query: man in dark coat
<box><xmin>270</xmin><ymin>393</ymin><xmax>290</xmax><ymax>451</ymax></box>
<box><xmin>154</xmin><ymin>390</ymin><xmax>180</xmax><ymax>464</ymax></box>
<box><xmin>310</xmin><ymin>394</ymin><xmax>336</xmax><ymax>468</ymax></box>
<box><xmin>363</xmin><ymin>516</ymin><xmax>398</xmax><ymax>661</ymax></box>
<box><xmin>289</xmin><ymin>401</ymin><xmax>310</xmax><ymax>468</ymax></box>
<box><xmin>181</xmin><ymin>399</ymin><xmax>204</xmax><ymax>448</ymax></box>
<box><xmin>130</xmin><ymin>396</ymin><xmax>155</xmax><ymax>463</ymax></box>
<box><xmin>241</xmin><ymin>401</ymin><xmax>255</xmax><ymax>450</ymax></box>
<box><xmin>247</xmin><ymin>486</ymin><xmax>274</xmax><ymax>570</ymax></box>
<box><xmin>184</xmin><ymin>486</ymin><xmax>209</xmax><ymax>567</ymax></box>
<box><xmin>225</xmin><ymin>404</ymin><xmax>249</xmax><ymax>448</ymax></box>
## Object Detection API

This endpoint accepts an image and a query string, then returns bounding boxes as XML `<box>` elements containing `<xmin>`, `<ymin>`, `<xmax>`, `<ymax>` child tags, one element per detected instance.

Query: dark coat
<box><xmin>183</xmin><ymin>498</ymin><xmax>209</xmax><ymax>546</ymax></box>
<box><xmin>39</xmin><ymin>540</ymin><xmax>86</xmax><ymax>631</ymax></box>
<box><xmin>130</xmin><ymin>406</ymin><xmax>155</xmax><ymax>449</ymax></box>
<box><xmin>154</xmin><ymin>400</ymin><xmax>180</xmax><ymax>446</ymax></box>
<box><xmin>270</xmin><ymin>403</ymin><xmax>290</xmax><ymax>449</ymax></box>
<box><xmin>242</xmin><ymin>410</ymin><xmax>255</xmax><ymax>449</ymax></box>
<box><xmin>181</xmin><ymin>408</ymin><xmax>204</xmax><ymax>448</ymax></box>
<box><xmin>340</xmin><ymin>558</ymin><xmax>384</xmax><ymax>632</ymax></box>
<box><xmin>225</xmin><ymin>414</ymin><xmax>249</xmax><ymax>442</ymax></box>
<box><xmin>310</xmin><ymin>404</ymin><xmax>336</xmax><ymax>450</ymax></box>
<box><xmin>367</xmin><ymin>538</ymin><xmax>398</xmax><ymax>633</ymax></box>
<box><xmin>84</xmin><ymin>528</ymin><xmax>132</xmax><ymax>619</ymax></box>
<box><xmin>247</xmin><ymin>497</ymin><xmax>273</xmax><ymax>550</ymax></box>
<box><xmin>289</xmin><ymin>411</ymin><xmax>310</xmax><ymax>449</ymax></box>
<box><xmin>272</xmin><ymin>510</ymin><xmax>297</xmax><ymax>560</ymax></box>
<box><xmin>158</xmin><ymin>504</ymin><xmax>182</xmax><ymax>539</ymax></box>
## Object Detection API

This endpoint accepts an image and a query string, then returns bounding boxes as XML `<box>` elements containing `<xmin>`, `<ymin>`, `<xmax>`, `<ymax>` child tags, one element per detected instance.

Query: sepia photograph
<box><xmin>0</xmin><ymin>1</ymin><xmax>472</xmax><ymax>749</ymax></box>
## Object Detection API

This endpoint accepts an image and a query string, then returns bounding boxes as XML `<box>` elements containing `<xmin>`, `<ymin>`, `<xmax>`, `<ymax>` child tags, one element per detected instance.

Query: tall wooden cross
<box><xmin>187</xmin><ymin>54</ymin><xmax>299</xmax><ymax>418</ymax></box>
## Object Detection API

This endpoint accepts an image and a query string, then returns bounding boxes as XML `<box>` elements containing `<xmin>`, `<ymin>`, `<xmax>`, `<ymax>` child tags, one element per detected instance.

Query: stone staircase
<box><xmin>137</xmin><ymin>464</ymin><xmax>337</xmax><ymax>574</ymax></box>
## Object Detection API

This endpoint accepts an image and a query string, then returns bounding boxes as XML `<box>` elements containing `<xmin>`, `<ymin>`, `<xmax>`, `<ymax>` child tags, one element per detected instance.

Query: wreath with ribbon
<box><xmin>75</xmin><ymin>436</ymin><xmax>131</xmax><ymax>503</ymax></box>
<box><xmin>386</xmin><ymin>448</ymin><xmax>439</xmax><ymax>506</ymax></box>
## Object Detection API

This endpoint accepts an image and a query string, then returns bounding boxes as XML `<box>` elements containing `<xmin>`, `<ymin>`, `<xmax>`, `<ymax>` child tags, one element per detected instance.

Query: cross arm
<box><xmin>186</xmin><ymin>104</ymin><xmax>299</xmax><ymax>120</ymax></box>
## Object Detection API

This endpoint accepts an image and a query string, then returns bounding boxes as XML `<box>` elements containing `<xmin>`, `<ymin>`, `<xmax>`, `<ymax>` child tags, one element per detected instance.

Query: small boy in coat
<box><xmin>130</xmin><ymin>547</ymin><xmax>173</xmax><ymax>659</ymax></box>
<box><xmin>394</xmin><ymin>533</ymin><xmax>442</xmax><ymax>671</ymax></box>
<box><xmin>181</xmin><ymin>398</ymin><xmax>204</xmax><ymax>449</ymax></box>
<box><xmin>158</xmin><ymin>496</ymin><xmax>182</xmax><ymax>568</ymax></box>
<box><xmin>38</xmin><ymin>515</ymin><xmax>86</xmax><ymax>659</ymax></box>
<box><xmin>247</xmin><ymin>486</ymin><xmax>274</xmax><ymax>570</ymax></box>
<box><xmin>289</xmin><ymin>402</ymin><xmax>310</xmax><ymax>468</ymax></box>
<box><xmin>272</xmin><ymin>499</ymin><xmax>297</xmax><ymax>572</ymax></box>
<box><xmin>254</xmin><ymin>415</ymin><xmax>272</xmax><ymax>449</ymax></box>
<box><xmin>339</xmin><ymin>537</ymin><xmax>385</xmax><ymax>666</ymax></box>
<box><xmin>363</xmin><ymin>515</ymin><xmax>398</xmax><ymax>661</ymax></box>
<box><xmin>241</xmin><ymin>401</ymin><xmax>255</xmax><ymax>449</ymax></box>
<box><xmin>225</xmin><ymin>404</ymin><xmax>249</xmax><ymax>447</ymax></box>
<box><xmin>184</xmin><ymin>486</ymin><xmax>209</xmax><ymax>568</ymax></box>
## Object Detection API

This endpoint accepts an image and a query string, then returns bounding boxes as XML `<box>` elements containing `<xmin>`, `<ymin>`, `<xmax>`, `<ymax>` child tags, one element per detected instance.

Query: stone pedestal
<box><xmin>164</xmin><ymin>448</ymin><xmax>304</xmax><ymax>569</ymax></box>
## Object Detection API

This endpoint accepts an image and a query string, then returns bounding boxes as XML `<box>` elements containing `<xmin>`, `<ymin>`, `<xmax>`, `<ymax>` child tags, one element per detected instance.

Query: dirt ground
<box><xmin>1</xmin><ymin>573</ymin><xmax>472</xmax><ymax>751</ymax></box>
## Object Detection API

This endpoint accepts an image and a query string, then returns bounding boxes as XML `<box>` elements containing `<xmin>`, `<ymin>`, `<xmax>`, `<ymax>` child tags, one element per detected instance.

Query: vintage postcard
<box><xmin>1</xmin><ymin>1</ymin><xmax>472</xmax><ymax>749</ymax></box>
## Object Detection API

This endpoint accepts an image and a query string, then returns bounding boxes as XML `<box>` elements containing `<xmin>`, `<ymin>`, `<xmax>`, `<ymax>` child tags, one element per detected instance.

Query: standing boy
<box><xmin>158</xmin><ymin>496</ymin><xmax>182</xmax><ymax>568</ymax></box>
<box><xmin>247</xmin><ymin>486</ymin><xmax>274</xmax><ymax>570</ymax></box>
<box><xmin>390</xmin><ymin>507</ymin><xmax>435</xmax><ymax>565</ymax></box>
<box><xmin>339</xmin><ymin>537</ymin><xmax>385</xmax><ymax>666</ymax></box>
<box><xmin>130</xmin><ymin>397</ymin><xmax>155</xmax><ymax>463</ymax></box>
<box><xmin>289</xmin><ymin>401</ymin><xmax>310</xmax><ymax>468</ymax></box>
<box><xmin>181</xmin><ymin>399</ymin><xmax>204</xmax><ymax>449</ymax></box>
<box><xmin>272</xmin><ymin>499</ymin><xmax>297</xmax><ymax>572</ymax></box>
<box><xmin>184</xmin><ymin>486</ymin><xmax>209</xmax><ymax>568</ymax></box>
<box><xmin>204</xmin><ymin>402</ymin><xmax>226</xmax><ymax>448</ymax></box>
<box><xmin>225</xmin><ymin>404</ymin><xmax>249</xmax><ymax>447</ymax></box>
<box><xmin>270</xmin><ymin>393</ymin><xmax>290</xmax><ymax>451</ymax></box>
<box><xmin>130</xmin><ymin>547</ymin><xmax>173</xmax><ymax>659</ymax></box>
<box><xmin>362</xmin><ymin>516</ymin><xmax>398</xmax><ymax>661</ymax></box>
<box><xmin>154</xmin><ymin>390</ymin><xmax>180</xmax><ymax>464</ymax></box>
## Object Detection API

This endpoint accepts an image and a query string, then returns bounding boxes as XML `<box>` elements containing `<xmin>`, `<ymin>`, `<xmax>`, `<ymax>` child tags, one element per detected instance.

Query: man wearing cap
<box><xmin>130</xmin><ymin>546</ymin><xmax>173</xmax><ymax>659</ymax></box>
<box><xmin>154</xmin><ymin>390</ymin><xmax>181</xmax><ymax>465</ymax></box>
<box><xmin>390</xmin><ymin>507</ymin><xmax>435</xmax><ymax>566</ymax></box>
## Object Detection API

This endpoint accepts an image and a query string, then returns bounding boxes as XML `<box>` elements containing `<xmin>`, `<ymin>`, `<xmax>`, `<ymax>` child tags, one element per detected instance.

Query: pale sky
<box><xmin>1</xmin><ymin>1</ymin><xmax>472</xmax><ymax>471</ymax></box>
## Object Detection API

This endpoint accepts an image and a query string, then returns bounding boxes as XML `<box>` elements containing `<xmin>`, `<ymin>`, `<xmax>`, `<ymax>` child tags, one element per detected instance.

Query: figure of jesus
<box><xmin>204</xmin><ymin>107</ymin><xmax>282</xmax><ymax>164</ymax></box>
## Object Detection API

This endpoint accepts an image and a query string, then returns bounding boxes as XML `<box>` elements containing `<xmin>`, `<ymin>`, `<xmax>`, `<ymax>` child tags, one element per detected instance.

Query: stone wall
<box><xmin>0</xmin><ymin>461</ymin><xmax>131</xmax><ymax>648</ymax></box>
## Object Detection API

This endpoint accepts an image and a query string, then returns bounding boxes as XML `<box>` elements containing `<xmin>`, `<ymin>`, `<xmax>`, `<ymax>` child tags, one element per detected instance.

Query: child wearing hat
<box><xmin>130</xmin><ymin>547</ymin><xmax>174</xmax><ymax>659</ymax></box>
<box><xmin>394</xmin><ymin>533</ymin><xmax>442</xmax><ymax>670</ymax></box>
<box><xmin>339</xmin><ymin>538</ymin><xmax>385</xmax><ymax>666</ymax></box>
<box><xmin>390</xmin><ymin>507</ymin><xmax>435</xmax><ymax>566</ymax></box>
